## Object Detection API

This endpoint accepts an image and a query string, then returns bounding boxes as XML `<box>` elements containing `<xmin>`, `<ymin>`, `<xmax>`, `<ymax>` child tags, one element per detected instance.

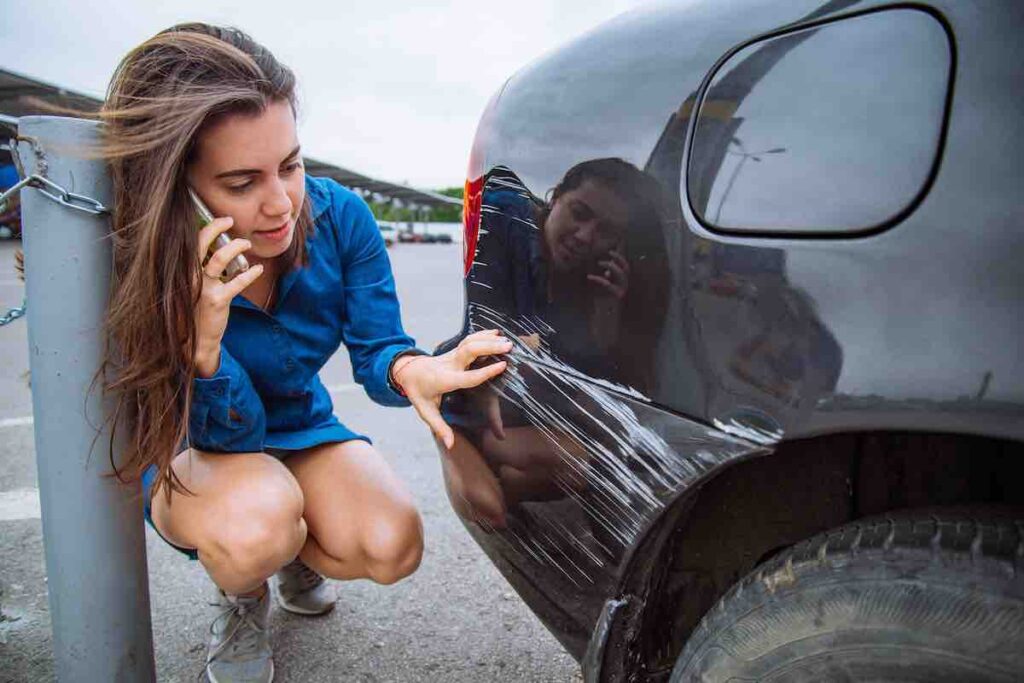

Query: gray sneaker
<box><xmin>275</xmin><ymin>558</ymin><xmax>335</xmax><ymax>616</ymax></box>
<box><xmin>206</xmin><ymin>585</ymin><xmax>274</xmax><ymax>683</ymax></box>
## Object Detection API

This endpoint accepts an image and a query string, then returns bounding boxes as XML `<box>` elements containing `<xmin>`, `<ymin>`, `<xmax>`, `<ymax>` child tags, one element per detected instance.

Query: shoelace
<box><xmin>282</xmin><ymin>559</ymin><xmax>323</xmax><ymax>592</ymax></box>
<box><xmin>206</xmin><ymin>596</ymin><xmax>266</xmax><ymax>664</ymax></box>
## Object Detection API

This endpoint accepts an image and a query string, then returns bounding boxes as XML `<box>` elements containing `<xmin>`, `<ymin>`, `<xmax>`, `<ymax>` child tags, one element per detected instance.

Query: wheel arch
<box><xmin>595</xmin><ymin>430</ymin><xmax>1024</xmax><ymax>681</ymax></box>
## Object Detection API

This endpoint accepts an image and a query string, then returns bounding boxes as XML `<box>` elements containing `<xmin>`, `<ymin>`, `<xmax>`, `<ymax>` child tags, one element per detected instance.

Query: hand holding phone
<box><xmin>587</xmin><ymin>247</ymin><xmax>630</xmax><ymax>300</ymax></box>
<box><xmin>188</xmin><ymin>187</ymin><xmax>249</xmax><ymax>281</ymax></box>
<box><xmin>190</xmin><ymin>188</ymin><xmax>265</xmax><ymax>378</ymax></box>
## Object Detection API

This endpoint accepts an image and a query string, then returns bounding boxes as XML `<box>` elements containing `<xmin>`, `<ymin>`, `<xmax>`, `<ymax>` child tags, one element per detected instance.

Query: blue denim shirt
<box><xmin>188</xmin><ymin>175</ymin><xmax>419</xmax><ymax>452</ymax></box>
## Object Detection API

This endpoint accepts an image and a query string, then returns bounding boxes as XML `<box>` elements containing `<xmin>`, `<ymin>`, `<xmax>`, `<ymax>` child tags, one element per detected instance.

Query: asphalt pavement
<box><xmin>0</xmin><ymin>239</ymin><xmax>580</xmax><ymax>682</ymax></box>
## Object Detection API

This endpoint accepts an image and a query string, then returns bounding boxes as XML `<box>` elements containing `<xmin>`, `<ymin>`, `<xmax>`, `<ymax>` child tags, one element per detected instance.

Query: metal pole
<box><xmin>17</xmin><ymin>115</ymin><xmax>156</xmax><ymax>682</ymax></box>
<box><xmin>714</xmin><ymin>153</ymin><xmax>748</xmax><ymax>225</ymax></box>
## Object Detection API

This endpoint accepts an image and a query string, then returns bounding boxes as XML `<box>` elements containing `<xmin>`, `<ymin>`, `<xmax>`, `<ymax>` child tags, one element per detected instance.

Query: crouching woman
<box><xmin>98</xmin><ymin>23</ymin><xmax>510</xmax><ymax>682</ymax></box>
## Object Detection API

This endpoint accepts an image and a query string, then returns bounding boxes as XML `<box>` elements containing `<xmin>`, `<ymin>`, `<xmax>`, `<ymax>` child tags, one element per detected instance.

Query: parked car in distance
<box><xmin>419</xmin><ymin>231</ymin><xmax>453</xmax><ymax>244</ymax></box>
<box><xmin>378</xmin><ymin>222</ymin><xmax>397</xmax><ymax>247</ymax></box>
<box><xmin>437</xmin><ymin>1</ymin><xmax>1024</xmax><ymax>681</ymax></box>
<box><xmin>397</xmin><ymin>229</ymin><xmax>422</xmax><ymax>244</ymax></box>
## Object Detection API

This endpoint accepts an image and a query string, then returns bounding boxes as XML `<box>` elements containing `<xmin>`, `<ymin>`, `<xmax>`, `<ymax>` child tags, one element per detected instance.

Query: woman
<box><xmin>98</xmin><ymin>24</ymin><xmax>510</xmax><ymax>683</ymax></box>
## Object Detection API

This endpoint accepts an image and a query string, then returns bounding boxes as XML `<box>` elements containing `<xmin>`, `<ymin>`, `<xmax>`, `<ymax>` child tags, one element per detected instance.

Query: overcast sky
<box><xmin>1</xmin><ymin>0</ymin><xmax>648</xmax><ymax>189</ymax></box>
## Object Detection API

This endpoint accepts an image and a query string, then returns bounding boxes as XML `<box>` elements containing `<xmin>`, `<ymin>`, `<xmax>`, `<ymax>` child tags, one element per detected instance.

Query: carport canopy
<box><xmin>0</xmin><ymin>67</ymin><xmax>459</xmax><ymax>211</ymax></box>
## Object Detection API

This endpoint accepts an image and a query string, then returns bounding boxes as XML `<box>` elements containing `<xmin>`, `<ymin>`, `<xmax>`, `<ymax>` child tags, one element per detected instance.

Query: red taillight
<box><xmin>463</xmin><ymin>175</ymin><xmax>484</xmax><ymax>277</ymax></box>
<box><xmin>463</xmin><ymin>85</ymin><xmax>504</xmax><ymax>277</ymax></box>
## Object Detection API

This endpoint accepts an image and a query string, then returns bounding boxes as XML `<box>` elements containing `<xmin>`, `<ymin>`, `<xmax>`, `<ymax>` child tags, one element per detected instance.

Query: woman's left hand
<box><xmin>393</xmin><ymin>329</ymin><xmax>513</xmax><ymax>449</ymax></box>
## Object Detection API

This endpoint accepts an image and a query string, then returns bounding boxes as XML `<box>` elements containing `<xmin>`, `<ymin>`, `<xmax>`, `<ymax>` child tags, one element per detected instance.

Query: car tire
<box><xmin>670</xmin><ymin>507</ymin><xmax>1024</xmax><ymax>682</ymax></box>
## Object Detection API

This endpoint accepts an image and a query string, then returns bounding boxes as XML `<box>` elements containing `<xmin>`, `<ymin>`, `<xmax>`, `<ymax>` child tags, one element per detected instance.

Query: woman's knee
<box><xmin>200</xmin><ymin>471</ymin><xmax>307</xmax><ymax>585</ymax></box>
<box><xmin>362</xmin><ymin>503</ymin><xmax>424</xmax><ymax>585</ymax></box>
<box><xmin>213</xmin><ymin>514</ymin><xmax>306</xmax><ymax>582</ymax></box>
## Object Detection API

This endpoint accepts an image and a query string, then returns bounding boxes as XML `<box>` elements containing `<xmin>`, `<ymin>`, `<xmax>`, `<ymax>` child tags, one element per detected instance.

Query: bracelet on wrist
<box><xmin>388</xmin><ymin>349</ymin><xmax>427</xmax><ymax>397</ymax></box>
<box><xmin>392</xmin><ymin>355</ymin><xmax>430</xmax><ymax>397</ymax></box>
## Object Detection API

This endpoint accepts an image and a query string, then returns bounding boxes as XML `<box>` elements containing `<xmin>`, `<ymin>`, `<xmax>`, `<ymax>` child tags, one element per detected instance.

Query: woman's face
<box><xmin>187</xmin><ymin>99</ymin><xmax>305</xmax><ymax>262</ymax></box>
<box><xmin>544</xmin><ymin>178</ymin><xmax>629</xmax><ymax>272</ymax></box>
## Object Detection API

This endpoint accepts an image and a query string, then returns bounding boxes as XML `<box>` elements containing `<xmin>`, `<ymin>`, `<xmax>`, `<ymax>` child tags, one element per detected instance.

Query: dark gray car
<box><xmin>436</xmin><ymin>1</ymin><xmax>1024</xmax><ymax>680</ymax></box>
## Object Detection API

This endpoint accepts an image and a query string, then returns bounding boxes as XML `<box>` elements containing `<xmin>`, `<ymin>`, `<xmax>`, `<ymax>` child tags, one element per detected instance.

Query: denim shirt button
<box><xmin>284</xmin><ymin>358</ymin><xmax>296</xmax><ymax>371</ymax></box>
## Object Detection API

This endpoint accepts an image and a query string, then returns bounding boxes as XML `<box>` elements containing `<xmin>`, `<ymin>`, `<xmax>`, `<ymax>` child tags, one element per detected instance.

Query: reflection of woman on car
<box><xmin>471</xmin><ymin>158</ymin><xmax>669</xmax><ymax>393</ymax></box>
<box><xmin>444</xmin><ymin>160</ymin><xmax>670</xmax><ymax>521</ymax></box>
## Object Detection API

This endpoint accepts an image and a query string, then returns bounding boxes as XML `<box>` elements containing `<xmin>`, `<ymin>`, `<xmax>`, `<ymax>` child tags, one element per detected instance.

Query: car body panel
<box><xmin>470</xmin><ymin>0</ymin><xmax>1023</xmax><ymax>443</ymax></box>
<box><xmin>438</xmin><ymin>0</ymin><xmax>1023</xmax><ymax>677</ymax></box>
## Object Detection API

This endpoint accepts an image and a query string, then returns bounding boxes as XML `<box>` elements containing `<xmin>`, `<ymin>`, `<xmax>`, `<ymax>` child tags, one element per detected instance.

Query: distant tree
<box><xmin>429</xmin><ymin>187</ymin><xmax>463</xmax><ymax>222</ymax></box>
<box><xmin>365</xmin><ymin>187</ymin><xmax>463</xmax><ymax>224</ymax></box>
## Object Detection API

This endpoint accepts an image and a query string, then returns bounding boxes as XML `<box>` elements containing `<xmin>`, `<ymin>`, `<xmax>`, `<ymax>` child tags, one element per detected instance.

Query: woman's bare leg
<box><xmin>284</xmin><ymin>440</ymin><xmax>423</xmax><ymax>585</ymax></box>
<box><xmin>149</xmin><ymin>449</ymin><xmax>307</xmax><ymax>595</ymax></box>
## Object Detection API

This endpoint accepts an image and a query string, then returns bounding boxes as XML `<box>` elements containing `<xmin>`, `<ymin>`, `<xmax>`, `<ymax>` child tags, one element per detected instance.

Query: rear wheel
<box><xmin>671</xmin><ymin>508</ymin><xmax>1024</xmax><ymax>682</ymax></box>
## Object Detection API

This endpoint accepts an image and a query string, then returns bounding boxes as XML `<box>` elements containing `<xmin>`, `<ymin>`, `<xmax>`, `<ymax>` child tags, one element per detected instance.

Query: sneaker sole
<box><xmin>276</xmin><ymin>594</ymin><xmax>336</xmax><ymax>616</ymax></box>
<box><xmin>207</xmin><ymin>660</ymin><xmax>274</xmax><ymax>683</ymax></box>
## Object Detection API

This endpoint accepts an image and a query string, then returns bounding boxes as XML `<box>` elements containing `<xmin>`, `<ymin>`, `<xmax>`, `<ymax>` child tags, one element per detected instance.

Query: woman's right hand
<box><xmin>194</xmin><ymin>217</ymin><xmax>263</xmax><ymax>377</ymax></box>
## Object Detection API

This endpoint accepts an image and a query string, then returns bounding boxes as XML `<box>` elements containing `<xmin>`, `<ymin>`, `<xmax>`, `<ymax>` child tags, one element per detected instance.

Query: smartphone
<box><xmin>188</xmin><ymin>187</ymin><xmax>249</xmax><ymax>281</ymax></box>
<box><xmin>589</xmin><ymin>240</ymin><xmax>626</xmax><ymax>279</ymax></box>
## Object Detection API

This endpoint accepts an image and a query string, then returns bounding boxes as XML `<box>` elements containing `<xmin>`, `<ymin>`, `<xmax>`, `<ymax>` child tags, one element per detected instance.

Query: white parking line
<box><xmin>0</xmin><ymin>416</ymin><xmax>33</xmax><ymax>429</ymax></box>
<box><xmin>0</xmin><ymin>383</ymin><xmax>364</xmax><ymax>519</ymax></box>
<box><xmin>0</xmin><ymin>488</ymin><xmax>41</xmax><ymax>521</ymax></box>
<box><xmin>0</xmin><ymin>383</ymin><xmax>361</xmax><ymax>431</ymax></box>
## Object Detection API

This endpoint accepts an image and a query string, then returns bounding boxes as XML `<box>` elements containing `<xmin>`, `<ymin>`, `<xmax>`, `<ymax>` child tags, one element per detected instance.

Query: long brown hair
<box><xmin>98</xmin><ymin>23</ymin><xmax>313</xmax><ymax>497</ymax></box>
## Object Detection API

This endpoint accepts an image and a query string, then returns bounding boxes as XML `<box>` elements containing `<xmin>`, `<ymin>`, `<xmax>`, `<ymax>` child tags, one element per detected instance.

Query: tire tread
<box><xmin>672</xmin><ymin>507</ymin><xmax>1024</xmax><ymax>682</ymax></box>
